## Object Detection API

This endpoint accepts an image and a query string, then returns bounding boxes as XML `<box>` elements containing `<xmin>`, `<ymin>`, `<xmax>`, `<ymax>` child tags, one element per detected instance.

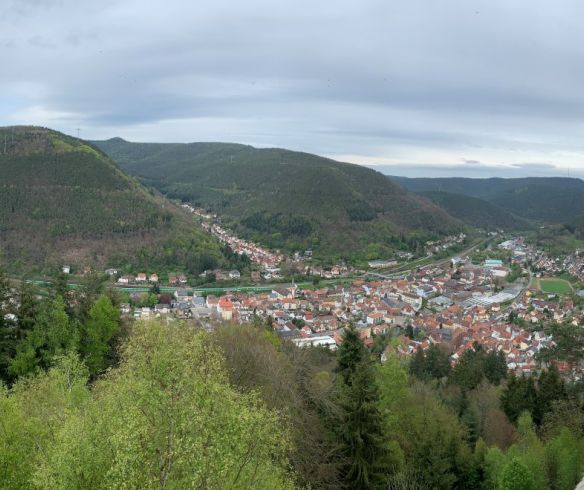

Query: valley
<box><xmin>2</xmin><ymin>126</ymin><xmax>584</xmax><ymax>490</ymax></box>
<box><xmin>5</xmin><ymin>3</ymin><xmax>584</xmax><ymax>487</ymax></box>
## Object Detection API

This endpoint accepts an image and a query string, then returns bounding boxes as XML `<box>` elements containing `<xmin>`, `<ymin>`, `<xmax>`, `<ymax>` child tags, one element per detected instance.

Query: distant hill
<box><xmin>420</xmin><ymin>191</ymin><xmax>531</xmax><ymax>231</ymax></box>
<box><xmin>0</xmin><ymin>127</ymin><xmax>222</xmax><ymax>273</ymax></box>
<box><xmin>565</xmin><ymin>214</ymin><xmax>584</xmax><ymax>240</ymax></box>
<box><xmin>391</xmin><ymin>176</ymin><xmax>584</xmax><ymax>223</ymax></box>
<box><xmin>92</xmin><ymin>138</ymin><xmax>462</xmax><ymax>261</ymax></box>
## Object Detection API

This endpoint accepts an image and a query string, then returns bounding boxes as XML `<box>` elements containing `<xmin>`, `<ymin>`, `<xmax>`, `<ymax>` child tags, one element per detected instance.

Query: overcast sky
<box><xmin>2</xmin><ymin>0</ymin><xmax>584</xmax><ymax>178</ymax></box>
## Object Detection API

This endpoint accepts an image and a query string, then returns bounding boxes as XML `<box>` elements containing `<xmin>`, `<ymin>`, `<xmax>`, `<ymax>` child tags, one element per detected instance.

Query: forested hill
<box><xmin>0</xmin><ymin>126</ymin><xmax>222</xmax><ymax>273</ymax></box>
<box><xmin>92</xmin><ymin>138</ymin><xmax>462</xmax><ymax>261</ymax></box>
<box><xmin>420</xmin><ymin>191</ymin><xmax>531</xmax><ymax>231</ymax></box>
<box><xmin>391</xmin><ymin>176</ymin><xmax>584</xmax><ymax>223</ymax></box>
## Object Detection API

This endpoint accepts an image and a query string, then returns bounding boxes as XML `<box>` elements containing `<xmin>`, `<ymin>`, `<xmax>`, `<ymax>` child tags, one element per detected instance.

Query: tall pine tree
<box><xmin>336</xmin><ymin>324</ymin><xmax>390</xmax><ymax>489</ymax></box>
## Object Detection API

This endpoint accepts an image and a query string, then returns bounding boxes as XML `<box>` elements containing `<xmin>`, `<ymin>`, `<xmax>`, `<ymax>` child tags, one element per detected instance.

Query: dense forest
<box><xmin>0</xmin><ymin>126</ymin><xmax>226</xmax><ymax>274</ymax></box>
<box><xmin>92</xmin><ymin>138</ymin><xmax>463</xmax><ymax>261</ymax></box>
<box><xmin>420</xmin><ymin>191</ymin><xmax>531</xmax><ymax>231</ymax></box>
<box><xmin>392</xmin><ymin>176</ymin><xmax>584</xmax><ymax>224</ymax></box>
<box><xmin>1</xmin><ymin>267</ymin><xmax>583</xmax><ymax>489</ymax></box>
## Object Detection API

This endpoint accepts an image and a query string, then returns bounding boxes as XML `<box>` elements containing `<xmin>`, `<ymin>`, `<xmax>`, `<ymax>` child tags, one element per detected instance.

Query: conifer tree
<box><xmin>501</xmin><ymin>375</ymin><xmax>538</xmax><ymax>424</ymax></box>
<box><xmin>536</xmin><ymin>366</ymin><xmax>566</xmax><ymax>425</ymax></box>
<box><xmin>336</xmin><ymin>324</ymin><xmax>390</xmax><ymax>489</ymax></box>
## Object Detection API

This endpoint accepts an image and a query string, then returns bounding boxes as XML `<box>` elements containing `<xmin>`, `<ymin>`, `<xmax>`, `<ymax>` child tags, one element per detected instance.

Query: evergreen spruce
<box><xmin>336</xmin><ymin>324</ymin><xmax>390</xmax><ymax>488</ymax></box>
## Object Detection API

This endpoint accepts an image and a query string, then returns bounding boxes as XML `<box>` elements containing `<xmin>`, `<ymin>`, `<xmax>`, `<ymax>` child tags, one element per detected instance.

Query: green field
<box><xmin>538</xmin><ymin>278</ymin><xmax>573</xmax><ymax>295</ymax></box>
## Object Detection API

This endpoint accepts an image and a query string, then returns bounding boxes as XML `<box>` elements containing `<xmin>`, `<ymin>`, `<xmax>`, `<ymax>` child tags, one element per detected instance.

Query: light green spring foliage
<box><xmin>485</xmin><ymin>411</ymin><xmax>584</xmax><ymax>490</ymax></box>
<box><xmin>484</xmin><ymin>446</ymin><xmax>506</xmax><ymax>489</ymax></box>
<box><xmin>80</xmin><ymin>294</ymin><xmax>120</xmax><ymax>376</ymax></box>
<box><xmin>0</xmin><ymin>321</ymin><xmax>295</xmax><ymax>489</ymax></box>
<box><xmin>0</xmin><ymin>353</ymin><xmax>90</xmax><ymax>489</ymax></box>
<box><xmin>544</xmin><ymin>428</ymin><xmax>584</xmax><ymax>490</ymax></box>
<box><xmin>377</xmin><ymin>354</ymin><xmax>408</xmax><ymax>408</ymax></box>
<box><xmin>499</xmin><ymin>457</ymin><xmax>535</xmax><ymax>490</ymax></box>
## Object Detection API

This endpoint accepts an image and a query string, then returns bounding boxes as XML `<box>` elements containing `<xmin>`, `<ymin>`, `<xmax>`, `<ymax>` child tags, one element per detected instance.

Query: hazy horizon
<box><xmin>81</xmin><ymin>132</ymin><xmax>583</xmax><ymax>180</ymax></box>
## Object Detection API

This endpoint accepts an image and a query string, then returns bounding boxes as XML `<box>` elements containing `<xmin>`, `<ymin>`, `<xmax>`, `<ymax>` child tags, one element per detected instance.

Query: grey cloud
<box><xmin>2</xmin><ymin>0</ymin><xmax>584</xmax><ymax>176</ymax></box>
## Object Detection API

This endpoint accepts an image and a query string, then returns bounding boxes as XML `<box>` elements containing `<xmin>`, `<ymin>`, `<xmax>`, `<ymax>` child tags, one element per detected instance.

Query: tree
<box><xmin>336</xmin><ymin>324</ymin><xmax>366</xmax><ymax>387</ymax></box>
<box><xmin>500</xmin><ymin>375</ymin><xmax>538</xmax><ymax>425</ymax></box>
<box><xmin>49</xmin><ymin>268</ymin><xmax>68</xmax><ymax>303</ymax></box>
<box><xmin>450</xmin><ymin>344</ymin><xmax>506</xmax><ymax>392</ymax></box>
<box><xmin>545</xmin><ymin>428</ymin><xmax>583</xmax><ymax>490</ymax></box>
<box><xmin>74</xmin><ymin>271</ymin><xmax>106</xmax><ymax>322</ymax></box>
<box><xmin>80</xmin><ymin>295</ymin><xmax>121</xmax><ymax>376</ymax></box>
<box><xmin>424</xmin><ymin>344</ymin><xmax>451</xmax><ymax>379</ymax></box>
<box><xmin>538</xmin><ymin>322</ymin><xmax>584</xmax><ymax>379</ymax></box>
<box><xmin>9</xmin><ymin>296</ymin><xmax>78</xmax><ymax>378</ymax></box>
<box><xmin>0</xmin><ymin>266</ymin><xmax>15</xmax><ymax>381</ymax></box>
<box><xmin>536</xmin><ymin>366</ymin><xmax>566</xmax><ymax>426</ymax></box>
<box><xmin>0</xmin><ymin>353</ymin><xmax>90</xmax><ymax>489</ymax></box>
<box><xmin>336</xmin><ymin>324</ymin><xmax>391</xmax><ymax>488</ymax></box>
<box><xmin>540</xmin><ymin>399</ymin><xmax>584</xmax><ymax>440</ymax></box>
<box><xmin>409</xmin><ymin>347</ymin><xmax>426</xmax><ymax>380</ymax></box>
<box><xmin>214</xmin><ymin>323</ymin><xmax>343</xmax><ymax>487</ymax></box>
<box><xmin>484</xmin><ymin>350</ymin><xmax>507</xmax><ymax>386</ymax></box>
<box><xmin>451</xmin><ymin>347</ymin><xmax>486</xmax><ymax>391</ymax></box>
<box><xmin>14</xmin><ymin>280</ymin><xmax>38</xmax><ymax>339</ymax></box>
<box><xmin>469</xmin><ymin>381</ymin><xmax>516</xmax><ymax>449</ymax></box>
<box><xmin>499</xmin><ymin>457</ymin><xmax>535</xmax><ymax>490</ymax></box>
<box><xmin>36</xmin><ymin>320</ymin><xmax>295</xmax><ymax>489</ymax></box>
<box><xmin>513</xmin><ymin>413</ymin><xmax>547</xmax><ymax>489</ymax></box>
<box><xmin>394</xmin><ymin>382</ymin><xmax>474</xmax><ymax>489</ymax></box>
<box><xmin>409</xmin><ymin>344</ymin><xmax>450</xmax><ymax>381</ymax></box>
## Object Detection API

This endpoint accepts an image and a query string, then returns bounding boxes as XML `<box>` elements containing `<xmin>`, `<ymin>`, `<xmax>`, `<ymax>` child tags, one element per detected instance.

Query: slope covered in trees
<box><xmin>92</xmin><ymin>138</ymin><xmax>462</xmax><ymax>261</ymax></box>
<box><xmin>0</xmin><ymin>126</ymin><xmax>223</xmax><ymax>273</ymax></box>
<box><xmin>420</xmin><ymin>191</ymin><xmax>531</xmax><ymax>231</ymax></box>
<box><xmin>391</xmin><ymin>176</ymin><xmax>584</xmax><ymax>223</ymax></box>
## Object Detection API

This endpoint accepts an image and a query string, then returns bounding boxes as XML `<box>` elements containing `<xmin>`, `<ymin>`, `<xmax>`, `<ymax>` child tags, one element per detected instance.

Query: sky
<box><xmin>2</xmin><ymin>0</ymin><xmax>584</xmax><ymax>178</ymax></box>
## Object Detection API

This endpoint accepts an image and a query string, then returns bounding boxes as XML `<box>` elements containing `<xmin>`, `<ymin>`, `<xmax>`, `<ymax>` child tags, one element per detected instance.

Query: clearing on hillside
<box><xmin>538</xmin><ymin>278</ymin><xmax>573</xmax><ymax>295</ymax></box>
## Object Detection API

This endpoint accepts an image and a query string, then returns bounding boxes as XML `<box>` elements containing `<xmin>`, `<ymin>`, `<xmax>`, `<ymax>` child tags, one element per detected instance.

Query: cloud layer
<box><xmin>2</xmin><ymin>0</ymin><xmax>584</xmax><ymax>177</ymax></box>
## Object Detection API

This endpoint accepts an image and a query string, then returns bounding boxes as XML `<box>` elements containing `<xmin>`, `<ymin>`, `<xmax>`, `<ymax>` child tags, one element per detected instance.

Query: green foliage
<box><xmin>80</xmin><ymin>295</ymin><xmax>121</xmax><ymax>376</ymax></box>
<box><xmin>409</xmin><ymin>344</ymin><xmax>451</xmax><ymax>381</ymax></box>
<box><xmin>501</xmin><ymin>375</ymin><xmax>538</xmax><ymax>425</ymax></box>
<box><xmin>0</xmin><ymin>321</ymin><xmax>295</xmax><ymax>489</ymax></box>
<box><xmin>536</xmin><ymin>366</ymin><xmax>567</xmax><ymax>423</ymax></box>
<box><xmin>499</xmin><ymin>457</ymin><xmax>535</xmax><ymax>490</ymax></box>
<box><xmin>335</xmin><ymin>325</ymin><xmax>392</xmax><ymax>488</ymax></box>
<box><xmin>393</xmin><ymin>382</ymin><xmax>474</xmax><ymax>489</ymax></box>
<box><xmin>213</xmin><ymin>324</ymin><xmax>342</xmax><ymax>488</ymax></box>
<box><xmin>538</xmin><ymin>322</ymin><xmax>584</xmax><ymax>373</ymax></box>
<box><xmin>10</xmin><ymin>296</ymin><xmax>79</xmax><ymax>378</ymax></box>
<box><xmin>242</xmin><ymin>211</ymin><xmax>313</xmax><ymax>237</ymax></box>
<box><xmin>0</xmin><ymin>266</ymin><xmax>14</xmax><ymax>379</ymax></box>
<box><xmin>506</xmin><ymin>263</ymin><xmax>523</xmax><ymax>283</ymax></box>
<box><xmin>394</xmin><ymin>176</ymin><xmax>584</xmax><ymax>223</ymax></box>
<box><xmin>0</xmin><ymin>352</ymin><xmax>90</xmax><ymax>489</ymax></box>
<box><xmin>93</xmin><ymin>138</ymin><xmax>462</xmax><ymax>261</ymax></box>
<box><xmin>450</xmin><ymin>344</ymin><xmax>507</xmax><ymax>392</ymax></box>
<box><xmin>421</xmin><ymin>191</ymin><xmax>530</xmax><ymax>231</ymax></box>
<box><xmin>0</xmin><ymin>127</ymin><xmax>225</xmax><ymax>273</ymax></box>
<box><xmin>544</xmin><ymin>428</ymin><xmax>583</xmax><ymax>490</ymax></box>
